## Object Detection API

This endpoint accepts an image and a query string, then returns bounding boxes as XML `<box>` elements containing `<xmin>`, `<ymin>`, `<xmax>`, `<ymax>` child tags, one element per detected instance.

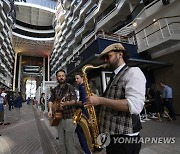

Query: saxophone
<box><xmin>73</xmin><ymin>64</ymin><xmax>106</xmax><ymax>152</ymax></box>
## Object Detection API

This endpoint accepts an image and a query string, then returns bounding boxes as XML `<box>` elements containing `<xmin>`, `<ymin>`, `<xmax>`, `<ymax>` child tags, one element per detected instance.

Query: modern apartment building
<box><xmin>1</xmin><ymin>0</ymin><xmax>179</xmax><ymax>113</ymax></box>
<box><xmin>0</xmin><ymin>0</ymin><xmax>57</xmax><ymax>104</ymax></box>
<box><xmin>11</xmin><ymin>0</ymin><xmax>56</xmax><ymax>99</ymax></box>
<box><xmin>51</xmin><ymin>0</ymin><xmax>180</xmax><ymax>114</ymax></box>
<box><xmin>0</xmin><ymin>0</ymin><xmax>15</xmax><ymax>89</ymax></box>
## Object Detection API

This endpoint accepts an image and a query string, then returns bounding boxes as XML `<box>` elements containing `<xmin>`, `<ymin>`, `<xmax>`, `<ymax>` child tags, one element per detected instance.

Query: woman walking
<box><xmin>40</xmin><ymin>93</ymin><xmax>45</xmax><ymax>120</ymax></box>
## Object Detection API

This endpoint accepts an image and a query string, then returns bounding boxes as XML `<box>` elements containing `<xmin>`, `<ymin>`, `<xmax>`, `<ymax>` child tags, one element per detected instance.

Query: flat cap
<box><xmin>99</xmin><ymin>43</ymin><xmax>125</xmax><ymax>59</ymax></box>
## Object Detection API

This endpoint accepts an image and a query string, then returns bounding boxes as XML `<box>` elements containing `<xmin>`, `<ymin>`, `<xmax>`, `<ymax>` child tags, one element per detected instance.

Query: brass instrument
<box><xmin>73</xmin><ymin>64</ymin><xmax>106</xmax><ymax>152</ymax></box>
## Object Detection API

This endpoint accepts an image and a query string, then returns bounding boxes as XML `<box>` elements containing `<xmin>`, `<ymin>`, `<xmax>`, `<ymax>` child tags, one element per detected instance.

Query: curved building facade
<box><xmin>51</xmin><ymin>0</ymin><xmax>180</xmax><ymax>114</ymax></box>
<box><xmin>0</xmin><ymin>0</ymin><xmax>16</xmax><ymax>89</ymax></box>
<box><xmin>11</xmin><ymin>0</ymin><xmax>56</xmax><ymax>100</ymax></box>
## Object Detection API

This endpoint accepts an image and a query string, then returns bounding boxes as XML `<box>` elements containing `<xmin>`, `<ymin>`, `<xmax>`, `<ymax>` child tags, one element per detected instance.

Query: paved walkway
<box><xmin>0</xmin><ymin>103</ymin><xmax>179</xmax><ymax>154</ymax></box>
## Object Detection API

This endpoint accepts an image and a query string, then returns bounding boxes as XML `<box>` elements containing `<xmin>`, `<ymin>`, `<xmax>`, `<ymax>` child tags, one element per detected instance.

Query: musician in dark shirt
<box><xmin>48</xmin><ymin>69</ymin><xmax>77</xmax><ymax>154</ymax></box>
<box><xmin>75</xmin><ymin>73</ymin><xmax>91</xmax><ymax>154</ymax></box>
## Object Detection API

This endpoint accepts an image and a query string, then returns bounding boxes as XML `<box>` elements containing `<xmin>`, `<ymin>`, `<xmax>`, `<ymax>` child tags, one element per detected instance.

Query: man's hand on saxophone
<box><xmin>86</xmin><ymin>94</ymin><xmax>129</xmax><ymax>112</ymax></box>
<box><xmin>85</xmin><ymin>93</ymin><xmax>101</xmax><ymax>106</ymax></box>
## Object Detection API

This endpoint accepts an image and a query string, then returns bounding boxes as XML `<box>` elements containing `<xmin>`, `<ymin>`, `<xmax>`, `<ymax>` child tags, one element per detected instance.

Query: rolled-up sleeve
<box><xmin>49</xmin><ymin>88</ymin><xmax>55</xmax><ymax>102</ymax></box>
<box><xmin>125</xmin><ymin>67</ymin><xmax>146</xmax><ymax>114</ymax></box>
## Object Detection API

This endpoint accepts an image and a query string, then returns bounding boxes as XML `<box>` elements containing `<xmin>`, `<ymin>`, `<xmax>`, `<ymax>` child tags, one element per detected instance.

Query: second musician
<box><xmin>48</xmin><ymin>69</ymin><xmax>77</xmax><ymax>154</ymax></box>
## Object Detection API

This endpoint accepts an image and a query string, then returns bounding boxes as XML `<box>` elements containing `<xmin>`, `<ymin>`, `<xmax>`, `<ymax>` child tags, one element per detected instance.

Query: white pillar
<box><xmin>47</xmin><ymin>55</ymin><xmax>50</xmax><ymax>81</ymax></box>
<box><xmin>42</xmin><ymin>57</ymin><xmax>45</xmax><ymax>92</ymax></box>
<box><xmin>42</xmin><ymin>57</ymin><xmax>47</xmax><ymax>111</ymax></box>
<box><xmin>18</xmin><ymin>55</ymin><xmax>22</xmax><ymax>92</ymax></box>
<box><xmin>13</xmin><ymin>52</ymin><xmax>18</xmax><ymax>91</ymax></box>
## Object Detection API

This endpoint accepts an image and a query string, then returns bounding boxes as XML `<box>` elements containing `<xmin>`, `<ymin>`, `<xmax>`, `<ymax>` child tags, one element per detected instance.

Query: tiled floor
<box><xmin>0</xmin><ymin>103</ymin><xmax>179</xmax><ymax>154</ymax></box>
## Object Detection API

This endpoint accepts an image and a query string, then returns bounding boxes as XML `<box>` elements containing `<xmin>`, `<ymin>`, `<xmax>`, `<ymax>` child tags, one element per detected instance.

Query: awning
<box><xmin>66</xmin><ymin>37</ymin><xmax>171</xmax><ymax>77</ymax></box>
<box><xmin>128</xmin><ymin>58</ymin><xmax>172</xmax><ymax>70</ymax></box>
<box><xmin>67</xmin><ymin>54</ymin><xmax>171</xmax><ymax>78</ymax></box>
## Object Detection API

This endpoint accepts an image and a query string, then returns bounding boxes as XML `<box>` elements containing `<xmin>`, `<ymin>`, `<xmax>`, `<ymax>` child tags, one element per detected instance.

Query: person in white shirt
<box><xmin>86</xmin><ymin>43</ymin><xmax>146</xmax><ymax>154</ymax></box>
<box><xmin>0</xmin><ymin>88</ymin><xmax>5</xmax><ymax>125</ymax></box>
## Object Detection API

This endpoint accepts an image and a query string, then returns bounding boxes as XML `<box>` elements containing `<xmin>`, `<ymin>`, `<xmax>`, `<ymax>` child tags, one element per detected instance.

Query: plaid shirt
<box><xmin>49</xmin><ymin>83</ymin><xmax>77</xmax><ymax>119</ymax></box>
<box><xmin>99</xmin><ymin>66</ymin><xmax>141</xmax><ymax>135</ymax></box>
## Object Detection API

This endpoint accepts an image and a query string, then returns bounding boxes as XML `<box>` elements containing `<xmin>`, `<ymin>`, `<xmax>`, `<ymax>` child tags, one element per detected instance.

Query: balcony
<box><xmin>0</xmin><ymin>32</ymin><xmax>4</xmax><ymax>42</ymax></box>
<box><xmin>136</xmin><ymin>16</ymin><xmax>180</xmax><ymax>53</ymax></box>
<box><xmin>79</xmin><ymin>0</ymin><xmax>93</xmax><ymax>18</ymax></box>
<box><xmin>1</xmin><ymin>9</ymin><xmax>7</xmax><ymax>21</ymax></box>
<box><xmin>68</xmin><ymin>39</ymin><xmax>75</xmax><ymax>49</ymax></box>
<box><xmin>84</xmin><ymin>4</ymin><xmax>98</xmax><ymax>27</ymax></box>
<box><xmin>7</xmin><ymin>16</ymin><xmax>13</xmax><ymax>25</ymax></box>
<box><xmin>14</xmin><ymin>0</ymin><xmax>57</xmax><ymax>10</ymax></box>
<box><xmin>73</xmin><ymin>0</ymin><xmax>82</xmax><ymax>15</ymax></box>
<box><xmin>55</xmin><ymin>24</ymin><xmax>61</xmax><ymax>33</ymax></box>
<box><xmin>0</xmin><ymin>1</ymin><xmax>2</xmax><ymax>10</ymax></box>
<box><xmin>3</xmin><ymin>0</ymin><xmax>10</xmax><ymax>14</ymax></box>
<box><xmin>63</xmin><ymin>0</ymin><xmax>72</xmax><ymax>10</ymax></box>
<box><xmin>0</xmin><ymin>16</ymin><xmax>4</xmax><ymax>31</ymax></box>
<box><xmin>66</xmin><ymin>29</ymin><xmax>74</xmax><ymax>41</ymax></box>
<box><xmin>61</xmin><ymin>21</ymin><xmax>67</xmax><ymax>32</ymax></box>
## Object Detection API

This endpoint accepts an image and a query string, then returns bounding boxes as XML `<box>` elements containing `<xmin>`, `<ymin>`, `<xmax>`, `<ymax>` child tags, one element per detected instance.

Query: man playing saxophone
<box><xmin>86</xmin><ymin>43</ymin><xmax>146</xmax><ymax>154</ymax></box>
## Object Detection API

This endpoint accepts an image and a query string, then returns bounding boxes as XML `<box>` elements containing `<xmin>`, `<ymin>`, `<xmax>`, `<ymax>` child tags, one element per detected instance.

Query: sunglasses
<box><xmin>102</xmin><ymin>50</ymin><xmax>124</xmax><ymax>60</ymax></box>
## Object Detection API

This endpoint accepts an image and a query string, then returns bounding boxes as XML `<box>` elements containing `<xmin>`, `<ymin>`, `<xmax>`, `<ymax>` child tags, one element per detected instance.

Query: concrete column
<box><xmin>47</xmin><ymin>55</ymin><xmax>50</xmax><ymax>81</ymax></box>
<box><xmin>42</xmin><ymin>57</ymin><xmax>47</xmax><ymax>111</ymax></box>
<box><xmin>13</xmin><ymin>52</ymin><xmax>18</xmax><ymax>91</ymax></box>
<box><xmin>42</xmin><ymin>57</ymin><xmax>45</xmax><ymax>91</ymax></box>
<box><xmin>18</xmin><ymin>55</ymin><xmax>22</xmax><ymax>92</ymax></box>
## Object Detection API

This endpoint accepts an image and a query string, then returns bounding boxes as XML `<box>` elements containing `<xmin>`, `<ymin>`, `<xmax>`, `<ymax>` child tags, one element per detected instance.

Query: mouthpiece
<box><xmin>102</xmin><ymin>64</ymin><xmax>108</xmax><ymax>68</ymax></box>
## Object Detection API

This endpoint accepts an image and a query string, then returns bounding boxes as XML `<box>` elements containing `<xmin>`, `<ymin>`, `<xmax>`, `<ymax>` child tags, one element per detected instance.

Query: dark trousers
<box><xmin>76</xmin><ymin>124</ymin><xmax>91</xmax><ymax>154</ymax></box>
<box><xmin>106</xmin><ymin>134</ymin><xmax>141</xmax><ymax>154</ymax></box>
<box><xmin>163</xmin><ymin>98</ymin><xmax>176</xmax><ymax>119</ymax></box>
<box><xmin>8</xmin><ymin>102</ymin><xmax>13</xmax><ymax>111</ymax></box>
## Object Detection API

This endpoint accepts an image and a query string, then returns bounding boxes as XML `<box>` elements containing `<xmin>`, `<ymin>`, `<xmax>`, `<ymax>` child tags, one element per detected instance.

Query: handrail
<box><xmin>141</xmin><ymin>21</ymin><xmax>180</xmax><ymax>39</ymax></box>
<box><xmin>136</xmin><ymin>15</ymin><xmax>180</xmax><ymax>50</ymax></box>
<box><xmin>136</xmin><ymin>15</ymin><xmax>180</xmax><ymax>34</ymax></box>
<box><xmin>68</xmin><ymin>30</ymin><xmax>130</xmax><ymax>62</ymax></box>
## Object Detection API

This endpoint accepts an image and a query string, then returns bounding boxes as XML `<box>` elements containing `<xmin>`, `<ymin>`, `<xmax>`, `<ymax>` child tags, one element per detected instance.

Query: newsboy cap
<box><xmin>99</xmin><ymin>43</ymin><xmax>125</xmax><ymax>59</ymax></box>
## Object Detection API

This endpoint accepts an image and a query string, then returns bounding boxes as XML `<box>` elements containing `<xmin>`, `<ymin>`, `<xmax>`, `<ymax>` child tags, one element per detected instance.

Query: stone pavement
<box><xmin>0</xmin><ymin>103</ymin><xmax>61</xmax><ymax>154</ymax></box>
<box><xmin>0</xmin><ymin>103</ymin><xmax>179</xmax><ymax>154</ymax></box>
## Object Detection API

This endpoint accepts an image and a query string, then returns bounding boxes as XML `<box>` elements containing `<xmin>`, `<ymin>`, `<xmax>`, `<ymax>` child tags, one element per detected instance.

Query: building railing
<box><xmin>68</xmin><ymin>31</ymin><xmax>130</xmax><ymax>62</ymax></box>
<box><xmin>136</xmin><ymin>16</ymin><xmax>180</xmax><ymax>51</ymax></box>
<box><xmin>14</xmin><ymin>0</ymin><xmax>57</xmax><ymax>10</ymax></box>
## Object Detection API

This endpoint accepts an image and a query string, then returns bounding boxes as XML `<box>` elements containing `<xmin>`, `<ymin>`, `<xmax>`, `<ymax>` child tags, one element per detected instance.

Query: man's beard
<box><xmin>106</xmin><ymin>65</ymin><xmax>114</xmax><ymax>71</ymax></box>
<box><xmin>106</xmin><ymin>61</ymin><xmax>118</xmax><ymax>71</ymax></box>
<box><xmin>58</xmin><ymin>79</ymin><xmax>65</xmax><ymax>84</ymax></box>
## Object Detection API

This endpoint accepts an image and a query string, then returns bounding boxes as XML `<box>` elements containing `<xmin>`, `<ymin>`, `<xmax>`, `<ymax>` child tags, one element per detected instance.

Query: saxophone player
<box><xmin>86</xmin><ymin>43</ymin><xmax>146</xmax><ymax>154</ymax></box>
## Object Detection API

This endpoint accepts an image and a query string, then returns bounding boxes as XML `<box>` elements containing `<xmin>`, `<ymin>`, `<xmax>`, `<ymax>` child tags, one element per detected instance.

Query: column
<box><xmin>13</xmin><ymin>52</ymin><xmax>18</xmax><ymax>91</ymax></box>
<box><xmin>42</xmin><ymin>57</ymin><xmax>48</xmax><ymax>112</ymax></box>
<box><xmin>47</xmin><ymin>55</ymin><xmax>50</xmax><ymax>81</ymax></box>
<box><xmin>18</xmin><ymin>54</ymin><xmax>22</xmax><ymax>92</ymax></box>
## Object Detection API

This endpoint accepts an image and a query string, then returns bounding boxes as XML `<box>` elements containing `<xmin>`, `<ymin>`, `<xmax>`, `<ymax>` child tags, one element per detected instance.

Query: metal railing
<box><xmin>14</xmin><ymin>0</ymin><xmax>57</xmax><ymax>10</ymax></box>
<box><xmin>68</xmin><ymin>31</ymin><xmax>130</xmax><ymax>62</ymax></box>
<box><xmin>136</xmin><ymin>16</ymin><xmax>180</xmax><ymax>50</ymax></box>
